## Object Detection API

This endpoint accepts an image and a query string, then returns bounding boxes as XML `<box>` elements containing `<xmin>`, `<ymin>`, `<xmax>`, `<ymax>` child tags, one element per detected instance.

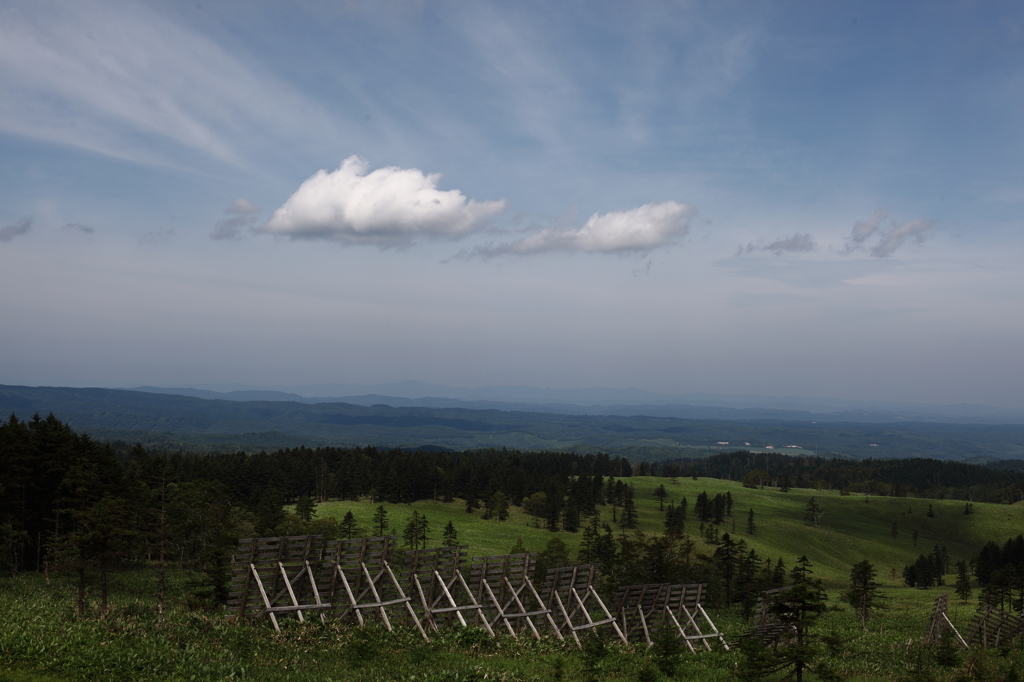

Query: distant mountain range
<box><xmin>2</xmin><ymin>383</ymin><xmax>1023</xmax><ymax>461</ymax></box>
<box><xmin>130</xmin><ymin>382</ymin><xmax>1024</xmax><ymax>424</ymax></box>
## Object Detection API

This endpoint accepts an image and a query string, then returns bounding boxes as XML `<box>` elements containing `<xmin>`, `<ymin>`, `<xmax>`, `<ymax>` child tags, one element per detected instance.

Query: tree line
<box><xmin>652</xmin><ymin>451</ymin><xmax>1024</xmax><ymax>503</ymax></box>
<box><xmin>0</xmin><ymin>412</ymin><xmax>634</xmax><ymax>577</ymax></box>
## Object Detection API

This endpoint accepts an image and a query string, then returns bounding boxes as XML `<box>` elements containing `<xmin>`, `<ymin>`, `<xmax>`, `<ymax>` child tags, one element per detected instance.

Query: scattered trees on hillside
<box><xmin>482</xmin><ymin>491</ymin><xmax>509</xmax><ymax>521</ymax></box>
<box><xmin>903</xmin><ymin>545</ymin><xmax>950</xmax><ymax>588</ymax></box>
<box><xmin>402</xmin><ymin>511</ymin><xmax>430</xmax><ymax>550</ymax></box>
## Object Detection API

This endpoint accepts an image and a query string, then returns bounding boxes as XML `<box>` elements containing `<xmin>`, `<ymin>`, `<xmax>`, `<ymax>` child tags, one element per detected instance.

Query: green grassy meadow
<box><xmin>4</xmin><ymin>476</ymin><xmax>1024</xmax><ymax>681</ymax></box>
<box><xmin>312</xmin><ymin>476</ymin><xmax>1024</xmax><ymax>588</ymax></box>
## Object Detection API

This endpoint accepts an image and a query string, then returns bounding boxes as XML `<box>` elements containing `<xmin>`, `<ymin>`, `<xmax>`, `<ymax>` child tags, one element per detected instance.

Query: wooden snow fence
<box><xmin>734</xmin><ymin>586</ymin><xmax>796</xmax><ymax>647</ymax></box>
<box><xmin>924</xmin><ymin>594</ymin><xmax>967</xmax><ymax>648</ymax></box>
<box><xmin>965</xmin><ymin>604</ymin><xmax>1024</xmax><ymax>648</ymax></box>
<box><xmin>226</xmin><ymin>535</ymin><xmax>331</xmax><ymax>632</ymax></box>
<box><xmin>317</xmin><ymin>536</ymin><xmax>427</xmax><ymax>640</ymax></box>
<box><xmin>466</xmin><ymin>553</ymin><xmax>561</xmax><ymax>640</ymax></box>
<box><xmin>541</xmin><ymin>564</ymin><xmax>626</xmax><ymax>646</ymax></box>
<box><xmin>609</xmin><ymin>583</ymin><xmax>727</xmax><ymax>651</ymax></box>
<box><xmin>228</xmin><ymin>534</ymin><xmax>735</xmax><ymax>654</ymax></box>
<box><xmin>401</xmin><ymin>545</ymin><xmax>495</xmax><ymax>636</ymax></box>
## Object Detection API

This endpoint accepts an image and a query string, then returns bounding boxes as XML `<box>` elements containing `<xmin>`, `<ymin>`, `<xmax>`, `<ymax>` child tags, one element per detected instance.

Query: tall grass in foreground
<box><xmin>2</xmin><ymin>570</ymin><xmax>1022</xmax><ymax>682</ymax></box>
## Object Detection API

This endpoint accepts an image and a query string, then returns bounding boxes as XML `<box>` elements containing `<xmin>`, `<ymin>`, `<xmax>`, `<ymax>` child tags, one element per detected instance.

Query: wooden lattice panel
<box><xmin>467</xmin><ymin>553</ymin><xmax>533</xmax><ymax>616</ymax></box>
<box><xmin>734</xmin><ymin>586</ymin><xmax>796</xmax><ymax>647</ymax></box>
<box><xmin>401</xmin><ymin>545</ymin><xmax>466</xmax><ymax>612</ymax></box>
<box><xmin>317</xmin><ymin>536</ymin><xmax>400</xmax><ymax>618</ymax></box>
<box><xmin>541</xmin><ymin>564</ymin><xmax>625</xmax><ymax>645</ymax></box>
<box><xmin>399</xmin><ymin>546</ymin><xmax>491</xmax><ymax>633</ymax></box>
<box><xmin>610</xmin><ymin>583</ymin><xmax>724</xmax><ymax>650</ymax></box>
<box><xmin>466</xmin><ymin>553</ymin><xmax>558</xmax><ymax>639</ymax></box>
<box><xmin>226</xmin><ymin>535</ymin><xmax>329</xmax><ymax>630</ymax></box>
<box><xmin>966</xmin><ymin>605</ymin><xmax>1024</xmax><ymax>648</ymax></box>
<box><xmin>610</xmin><ymin>583</ymin><xmax>674</xmax><ymax>642</ymax></box>
<box><xmin>924</xmin><ymin>594</ymin><xmax>967</xmax><ymax>648</ymax></box>
<box><xmin>668</xmin><ymin>583</ymin><xmax>705</xmax><ymax>614</ymax></box>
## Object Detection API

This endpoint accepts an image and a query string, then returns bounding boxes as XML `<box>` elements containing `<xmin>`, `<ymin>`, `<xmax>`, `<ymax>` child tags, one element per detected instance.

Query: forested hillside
<box><xmin>4</xmin><ymin>411</ymin><xmax>1024</xmax><ymax>583</ymax></box>
<box><xmin>4</xmin><ymin>383</ymin><xmax>1024</xmax><ymax>460</ymax></box>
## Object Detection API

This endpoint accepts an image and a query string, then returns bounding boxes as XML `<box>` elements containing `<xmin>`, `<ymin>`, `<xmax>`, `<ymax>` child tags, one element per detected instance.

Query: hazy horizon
<box><xmin>2</xmin><ymin>2</ymin><xmax>1023</xmax><ymax>409</ymax></box>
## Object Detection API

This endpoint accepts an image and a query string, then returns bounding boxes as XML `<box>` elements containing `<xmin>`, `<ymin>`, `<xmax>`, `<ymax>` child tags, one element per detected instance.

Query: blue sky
<box><xmin>1</xmin><ymin>1</ymin><xmax>1022</xmax><ymax>407</ymax></box>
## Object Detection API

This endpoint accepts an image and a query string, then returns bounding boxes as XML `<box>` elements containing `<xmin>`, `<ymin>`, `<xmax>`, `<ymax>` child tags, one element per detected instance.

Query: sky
<box><xmin>1</xmin><ymin>0</ymin><xmax>1023</xmax><ymax>408</ymax></box>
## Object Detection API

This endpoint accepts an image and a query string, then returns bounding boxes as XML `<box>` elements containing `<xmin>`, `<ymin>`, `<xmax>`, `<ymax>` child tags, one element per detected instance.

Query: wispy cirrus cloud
<box><xmin>0</xmin><ymin>217</ymin><xmax>32</xmax><ymax>242</ymax></box>
<box><xmin>468</xmin><ymin>201</ymin><xmax>692</xmax><ymax>257</ymax></box>
<box><xmin>259</xmin><ymin>156</ymin><xmax>506</xmax><ymax>248</ymax></box>
<box><xmin>0</xmin><ymin>1</ymin><xmax>336</xmax><ymax>169</ymax></box>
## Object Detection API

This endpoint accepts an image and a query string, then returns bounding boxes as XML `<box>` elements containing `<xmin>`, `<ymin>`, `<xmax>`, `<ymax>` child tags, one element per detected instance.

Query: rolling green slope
<box><xmin>311</xmin><ymin>476</ymin><xmax>1024</xmax><ymax>588</ymax></box>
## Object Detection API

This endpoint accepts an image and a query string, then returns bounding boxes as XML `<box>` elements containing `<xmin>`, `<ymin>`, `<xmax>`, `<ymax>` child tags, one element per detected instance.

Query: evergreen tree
<box><xmin>714</xmin><ymin>533</ymin><xmax>739</xmax><ymax>603</ymax></box>
<box><xmin>295</xmin><ymin>495</ymin><xmax>317</xmax><ymax>522</ymax></box>
<box><xmin>652</xmin><ymin>611</ymin><xmax>683</xmax><ymax>677</ymax></box>
<box><xmin>402</xmin><ymin>511</ymin><xmax>429</xmax><ymax>549</ymax></box>
<box><xmin>579</xmin><ymin>514</ymin><xmax>599</xmax><ymax>562</ymax></box>
<box><xmin>372</xmin><ymin>504</ymin><xmax>389</xmax><ymax>536</ymax></box>
<box><xmin>254</xmin><ymin>487</ymin><xmax>286</xmax><ymax>534</ymax></box>
<box><xmin>486</xmin><ymin>491</ymin><xmax>510</xmax><ymax>521</ymax></box>
<box><xmin>737</xmin><ymin>555</ymin><xmax>833</xmax><ymax>682</ymax></box>
<box><xmin>339</xmin><ymin>511</ymin><xmax>357</xmax><ymax>539</ymax></box>
<box><xmin>695</xmin><ymin>491</ymin><xmax>711</xmax><ymax>522</ymax></box>
<box><xmin>546</xmin><ymin>494</ymin><xmax>562</xmax><ymax>532</ymax></box>
<box><xmin>955</xmin><ymin>560</ymin><xmax>972</xmax><ymax>601</ymax></box>
<box><xmin>535</xmin><ymin>537</ymin><xmax>570</xmax><ymax>582</ymax></box>
<box><xmin>804</xmin><ymin>497</ymin><xmax>823</xmax><ymax>528</ymax></box>
<box><xmin>772</xmin><ymin>557</ymin><xmax>786</xmax><ymax>587</ymax></box>
<box><xmin>441</xmin><ymin>520</ymin><xmax>458</xmax><ymax>547</ymax></box>
<box><xmin>712</xmin><ymin>494</ymin><xmax>726</xmax><ymax>525</ymax></box>
<box><xmin>846</xmin><ymin>559</ymin><xmax>885</xmax><ymax>629</ymax></box>
<box><xmin>593</xmin><ymin>523</ymin><xmax>617</xmax><ymax>569</ymax></box>
<box><xmin>622</xmin><ymin>491</ymin><xmax>638</xmax><ymax>529</ymax></box>
<box><xmin>654</xmin><ymin>484</ymin><xmax>667</xmax><ymax>511</ymax></box>
<box><xmin>562</xmin><ymin>498</ymin><xmax>580</xmax><ymax>533</ymax></box>
<box><xmin>747</xmin><ymin>508</ymin><xmax>756</xmax><ymax>535</ymax></box>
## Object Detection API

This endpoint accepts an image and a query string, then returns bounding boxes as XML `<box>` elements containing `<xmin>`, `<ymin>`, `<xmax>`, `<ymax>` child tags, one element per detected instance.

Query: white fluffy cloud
<box><xmin>261</xmin><ymin>157</ymin><xmax>505</xmax><ymax>247</ymax></box>
<box><xmin>474</xmin><ymin>201</ymin><xmax>692</xmax><ymax>256</ymax></box>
